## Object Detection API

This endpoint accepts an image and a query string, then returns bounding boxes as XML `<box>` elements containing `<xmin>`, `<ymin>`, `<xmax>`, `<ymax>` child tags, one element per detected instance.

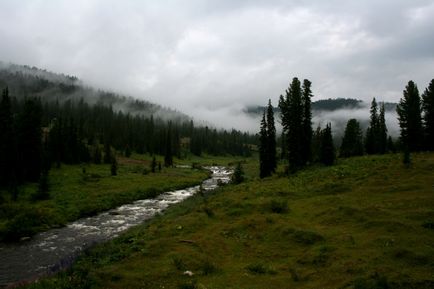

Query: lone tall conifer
<box><xmin>397</xmin><ymin>81</ymin><xmax>423</xmax><ymax>152</ymax></box>
<box><xmin>422</xmin><ymin>79</ymin><xmax>434</xmax><ymax>150</ymax></box>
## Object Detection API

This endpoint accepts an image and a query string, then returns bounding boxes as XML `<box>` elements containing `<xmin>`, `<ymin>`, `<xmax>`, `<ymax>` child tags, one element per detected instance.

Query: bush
<box><xmin>33</xmin><ymin>172</ymin><xmax>50</xmax><ymax>201</ymax></box>
<box><xmin>246</xmin><ymin>263</ymin><xmax>267</xmax><ymax>274</ymax></box>
<box><xmin>201</xmin><ymin>260</ymin><xmax>217</xmax><ymax>275</ymax></box>
<box><xmin>231</xmin><ymin>162</ymin><xmax>245</xmax><ymax>184</ymax></box>
<box><xmin>269</xmin><ymin>199</ymin><xmax>288</xmax><ymax>214</ymax></box>
<box><xmin>354</xmin><ymin>273</ymin><xmax>389</xmax><ymax>289</ymax></box>
<box><xmin>2</xmin><ymin>209</ymin><xmax>44</xmax><ymax>241</ymax></box>
<box><xmin>422</xmin><ymin>221</ymin><xmax>434</xmax><ymax>229</ymax></box>
<box><xmin>111</xmin><ymin>158</ymin><xmax>118</xmax><ymax>176</ymax></box>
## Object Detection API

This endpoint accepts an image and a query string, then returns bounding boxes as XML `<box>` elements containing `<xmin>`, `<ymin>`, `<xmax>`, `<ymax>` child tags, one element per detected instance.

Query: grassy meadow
<box><xmin>0</xmin><ymin>155</ymin><xmax>209</xmax><ymax>241</ymax></box>
<box><xmin>20</xmin><ymin>152</ymin><xmax>434</xmax><ymax>288</ymax></box>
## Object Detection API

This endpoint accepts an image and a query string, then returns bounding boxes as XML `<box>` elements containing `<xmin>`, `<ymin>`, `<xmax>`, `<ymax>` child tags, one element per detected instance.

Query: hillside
<box><xmin>22</xmin><ymin>153</ymin><xmax>434</xmax><ymax>289</ymax></box>
<box><xmin>244</xmin><ymin>98</ymin><xmax>397</xmax><ymax>116</ymax></box>
<box><xmin>0</xmin><ymin>62</ymin><xmax>189</xmax><ymax>122</ymax></box>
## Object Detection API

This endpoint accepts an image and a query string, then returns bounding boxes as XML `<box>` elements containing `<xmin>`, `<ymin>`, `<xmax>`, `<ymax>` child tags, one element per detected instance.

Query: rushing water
<box><xmin>0</xmin><ymin>167</ymin><xmax>232</xmax><ymax>287</ymax></box>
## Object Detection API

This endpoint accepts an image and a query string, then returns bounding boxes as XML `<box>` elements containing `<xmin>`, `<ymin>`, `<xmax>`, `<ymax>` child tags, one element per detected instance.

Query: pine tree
<box><xmin>422</xmin><ymin>79</ymin><xmax>434</xmax><ymax>150</ymax></box>
<box><xmin>93</xmin><ymin>143</ymin><xmax>102</xmax><ymax>164</ymax></box>
<box><xmin>164</xmin><ymin>122</ymin><xmax>173</xmax><ymax>167</ymax></box>
<box><xmin>103</xmin><ymin>141</ymin><xmax>112</xmax><ymax>164</ymax></box>
<box><xmin>397</xmin><ymin>80</ymin><xmax>423</xmax><ymax>152</ymax></box>
<box><xmin>387</xmin><ymin>136</ymin><xmax>396</xmax><ymax>153</ymax></box>
<box><xmin>320</xmin><ymin>124</ymin><xmax>335</xmax><ymax>166</ymax></box>
<box><xmin>365</xmin><ymin>98</ymin><xmax>379</xmax><ymax>154</ymax></box>
<box><xmin>301</xmin><ymin>79</ymin><xmax>313</xmax><ymax>163</ymax></box>
<box><xmin>266</xmin><ymin>99</ymin><xmax>276</xmax><ymax>173</ymax></box>
<box><xmin>111</xmin><ymin>157</ymin><xmax>118</xmax><ymax>176</ymax></box>
<box><xmin>151</xmin><ymin>156</ymin><xmax>157</xmax><ymax>173</ymax></box>
<box><xmin>259</xmin><ymin>111</ymin><xmax>269</xmax><ymax>178</ymax></box>
<box><xmin>232</xmin><ymin>162</ymin><xmax>245</xmax><ymax>184</ymax></box>
<box><xmin>378</xmin><ymin>103</ymin><xmax>388</xmax><ymax>154</ymax></box>
<box><xmin>340</xmin><ymin>119</ymin><xmax>363</xmax><ymax>158</ymax></box>
<box><xmin>0</xmin><ymin>87</ymin><xmax>17</xmax><ymax>188</ymax></box>
<box><xmin>279</xmin><ymin>77</ymin><xmax>303</xmax><ymax>172</ymax></box>
<box><xmin>17</xmin><ymin>98</ymin><xmax>43</xmax><ymax>182</ymax></box>
<box><xmin>311</xmin><ymin>125</ymin><xmax>322</xmax><ymax>163</ymax></box>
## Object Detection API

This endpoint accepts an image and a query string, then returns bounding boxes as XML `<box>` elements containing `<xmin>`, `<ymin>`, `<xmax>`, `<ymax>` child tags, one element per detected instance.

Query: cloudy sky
<box><xmin>1</xmin><ymin>0</ymin><xmax>433</xmax><ymax>130</ymax></box>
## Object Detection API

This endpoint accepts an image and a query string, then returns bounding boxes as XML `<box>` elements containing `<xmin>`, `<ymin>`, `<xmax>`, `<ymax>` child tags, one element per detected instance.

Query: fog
<box><xmin>1</xmin><ymin>0</ymin><xmax>433</xmax><ymax>131</ymax></box>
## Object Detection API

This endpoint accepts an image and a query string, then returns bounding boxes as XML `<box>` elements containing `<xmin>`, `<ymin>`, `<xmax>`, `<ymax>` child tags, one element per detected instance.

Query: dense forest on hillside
<box><xmin>0</xmin><ymin>64</ymin><xmax>255</xmax><ymax>191</ymax></box>
<box><xmin>245</xmin><ymin>98</ymin><xmax>397</xmax><ymax>116</ymax></box>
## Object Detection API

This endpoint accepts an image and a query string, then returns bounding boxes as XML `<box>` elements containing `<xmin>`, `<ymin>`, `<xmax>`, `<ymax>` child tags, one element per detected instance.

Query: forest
<box><xmin>0</xmin><ymin>65</ymin><xmax>254</xmax><ymax>197</ymax></box>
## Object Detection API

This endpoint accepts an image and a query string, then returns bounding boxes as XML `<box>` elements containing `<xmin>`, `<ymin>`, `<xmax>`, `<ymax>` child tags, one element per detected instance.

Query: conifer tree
<box><xmin>111</xmin><ymin>157</ymin><xmax>118</xmax><ymax>176</ymax></box>
<box><xmin>259</xmin><ymin>111</ymin><xmax>269</xmax><ymax>178</ymax></box>
<box><xmin>340</xmin><ymin>119</ymin><xmax>363</xmax><ymax>158</ymax></box>
<box><xmin>311</xmin><ymin>125</ymin><xmax>322</xmax><ymax>163</ymax></box>
<box><xmin>301</xmin><ymin>79</ymin><xmax>313</xmax><ymax>163</ymax></box>
<box><xmin>0</xmin><ymin>87</ymin><xmax>16</xmax><ymax>188</ymax></box>
<box><xmin>378</xmin><ymin>103</ymin><xmax>388</xmax><ymax>154</ymax></box>
<box><xmin>279</xmin><ymin>77</ymin><xmax>303</xmax><ymax>171</ymax></box>
<box><xmin>164</xmin><ymin>122</ymin><xmax>173</xmax><ymax>167</ymax></box>
<box><xmin>397</xmin><ymin>80</ymin><xmax>423</xmax><ymax>152</ymax></box>
<box><xmin>365</xmin><ymin>98</ymin><xmax>379</xmax><ymax>154</ymax></box>
<box><xmin>232</xmin><ymin>162</ymin><xmax>245</xmax><ymax>184</ymax></box>
<box><xmin>266</xmin><ymin>99</ymin><xmax>276</xmax><ymax>173</ymax></box>
<box><xmin>17</xmin><ymin>98</ymin><xmax>43</xmax><ymax>182</ymax></box>
<box><xmin>103</xmin><ymin>141</ymin><xmax>112</xmax><ymax>164</ymax></box>
<box><xmin>320</xmin><ymin>123</ymin><xmax>335</xmax><ymax>166</ymax></box>
<box><xmin>151</xmin><ymin>156</ymin><xmax>157</xmax><ymax>173</ymax></box>
<box><xmin>422</xmin><ymin>79</ymin><xmax>434</xmax><ymax>150</ymax></box>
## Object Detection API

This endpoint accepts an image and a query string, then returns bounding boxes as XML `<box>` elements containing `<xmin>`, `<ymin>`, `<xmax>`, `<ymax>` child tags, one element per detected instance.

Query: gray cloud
<box><xmin>0</xmin><ymin>0</ymin><xmax>433</xmax><ymax>132</ymax></box>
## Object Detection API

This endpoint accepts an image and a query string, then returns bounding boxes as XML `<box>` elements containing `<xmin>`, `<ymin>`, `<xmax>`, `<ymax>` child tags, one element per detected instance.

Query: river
<box><xmin>0</xmin><ymin>166</ymin><xmax>232</xmax><ymax>287</ymax></box>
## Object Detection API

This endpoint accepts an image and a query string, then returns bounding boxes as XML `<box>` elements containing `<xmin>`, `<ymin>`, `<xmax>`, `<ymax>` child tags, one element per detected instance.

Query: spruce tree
<box><xmin>103</xmin><ymin>141</ymin><xmax>112</xmax><ymax>164</ymax></box>
<box><xmin>340</xmin><ymin>119</ymin><xmax>363</xmax><ymax>158</ymax></box>
<box><xmin>266</xmin><ymin>99</ymin><xmax>276</xmax><ymax>173</ymax></box>
<box><xmin>422</xmin><ymin>79</ymin><xmax>434</xmax><ymax>150</ymax></box>
<box><xmin>17</xmin><ymin>98</ymin><xmax>43</xmax><ymax>182</ymax></box>
<box><xmin>111</xmin><ymin>157</ymin><xmax>118</xmax><ymax>176</ymax></box>
<box><xmin>378</xmin><ymin>103</ymin><xmax>388</xmax><ymax>154</ymax></box>
<box><xmin>151</xmin><ymin>156</ymin><xmax>157</xmax><ymax>173</ymax></box>
<box><xmin>259</xmin><ymin>111</ymin><xmax>269</xmax><ymax>178</ymax></box>
<box><xmin>320</xmin><ymin>124</ymin><xmax>335</xmax><ymax>166</ymax></box>
<box><xmin>232</xmin><ymin>162</ymin><xmax>245</xmax><ymax>184</ymax></box>
<box><xmin>365</xmin><ymin>98</ymin><xmax>379</xmax><ymax>154</ymax></box>
<box><xmin>397</xmin><ymin>80</ymin><xmax>423</xmax><ymax>152</ymax></box>
<box><xmin>279</xmin><ymin>77</ymin><xmax>303</xmax><ymax>172</ymax></box>
<box><xmin>164</xmin><ymin>122</ymin><xmax>173</xmax><ymax>167</ymax></box>
<box><xmin>301</xmin><ymin>79</ymin><xmax>313</xmax><ymax>163</ymax></box>
<box><xmin>0</xmin><ymin>87</ymin><xmax>17</xmax><ymax>188</ymax></box>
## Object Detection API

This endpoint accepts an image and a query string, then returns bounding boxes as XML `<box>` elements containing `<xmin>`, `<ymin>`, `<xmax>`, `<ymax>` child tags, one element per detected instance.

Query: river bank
<box><xmin>0</xmin><ymin>167</ymin><xmax>232</xmax><ymax>287</ymax></box>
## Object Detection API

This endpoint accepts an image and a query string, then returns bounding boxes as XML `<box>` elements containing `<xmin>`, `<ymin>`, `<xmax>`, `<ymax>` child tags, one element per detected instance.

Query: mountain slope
<box><xmin>0</xmin><ymin>62</ymin><xmax>189</xmax><ymax>122</ymax></box>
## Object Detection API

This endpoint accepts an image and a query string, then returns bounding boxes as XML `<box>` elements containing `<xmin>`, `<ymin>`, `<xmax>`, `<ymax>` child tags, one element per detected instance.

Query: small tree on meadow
<box><xmin>232</xmin><ymin>162</ymin><xmax>245</xmax><ymax>184</ymax></box>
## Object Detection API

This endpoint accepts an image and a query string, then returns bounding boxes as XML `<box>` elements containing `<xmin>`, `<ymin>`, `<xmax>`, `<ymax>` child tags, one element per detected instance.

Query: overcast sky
<box><xmin>1</xmin><ymin>0</ymin><xmax>433</xmax><ymax>130</ymax></box>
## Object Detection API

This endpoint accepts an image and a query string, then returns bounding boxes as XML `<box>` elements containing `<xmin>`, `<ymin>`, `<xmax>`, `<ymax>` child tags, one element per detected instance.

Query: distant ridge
<box><xmin>0</xmin><ymin>61</ymin><xmax>190</xmax><ymax>122</ymax></box>
<box><xmin>244</xmin><ymin>98</ymin><xmax>397</xmax><ymax>115</ymax></box>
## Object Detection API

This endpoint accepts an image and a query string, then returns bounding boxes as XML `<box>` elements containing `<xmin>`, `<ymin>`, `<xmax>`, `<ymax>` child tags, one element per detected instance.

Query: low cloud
<box><xmin>0</xmin><ymin>0</ymin><xmax>433</xmax><ymax>130</ymax></box>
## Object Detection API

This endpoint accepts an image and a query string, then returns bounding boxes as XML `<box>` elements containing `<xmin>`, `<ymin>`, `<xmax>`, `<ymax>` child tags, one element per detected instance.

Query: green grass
<box><xmin>0</xmin><ymin>157</ymin><xmax>209</xmax><ymax>241</ymax></box>
<box><xmin>19</xmin><ymin>153</ymin><xmax>434</xmax><ymax>288</ymax></box>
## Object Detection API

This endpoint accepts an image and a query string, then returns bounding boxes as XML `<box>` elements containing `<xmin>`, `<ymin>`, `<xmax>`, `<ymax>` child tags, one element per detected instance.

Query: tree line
<box><xmin>259</xmin><ymin>78</ymin><xmax>434</xmax><ymax>177</ymax></box>
<box><xmin>0</xmin><ymin>86</ymin><xmax>255</xmax><ymax>200</ymax></box>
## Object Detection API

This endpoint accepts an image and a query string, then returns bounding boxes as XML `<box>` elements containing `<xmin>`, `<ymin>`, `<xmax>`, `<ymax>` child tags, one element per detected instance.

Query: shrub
<box><xmin>231</xmin><ymin>162</ymin><xmax>245</xmax><ymax>184</ymax></box>
<box><xmin>201</xmin><ymin>260</ymin><xmax>217</xmax><ymax>275</ymax></box>
<box><xmin>246</xmin><ymin>263</ymin><xmax>267</xmax><ymax>274</ymax></box>
<box><xmin>269</xmin><ymin>199</ymin><xmax>288</xmax><ymax>214</ymax></box>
